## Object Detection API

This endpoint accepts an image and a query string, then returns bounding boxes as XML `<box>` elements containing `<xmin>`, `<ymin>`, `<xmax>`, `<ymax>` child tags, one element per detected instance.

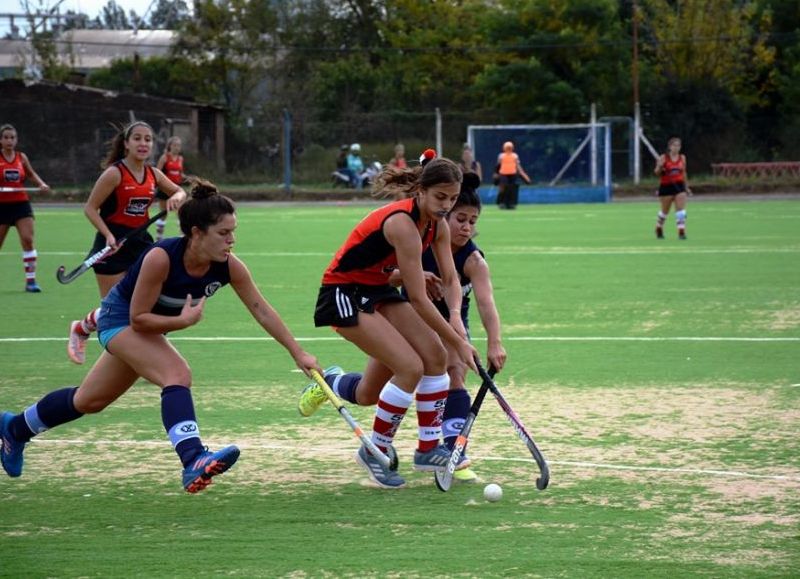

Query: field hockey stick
<box><xmin>477</xmin><ymin>362</ymin><xmax>550</xmax><ymax>490</ymax></box>
<box><xmin>308</xmin><ymin>369</ymin><xmax>398</xmax><ymax>470</ymax></box>
<box><xmin>55</xmin><ymin>210</ymin><xmax>167</xmax><ymax>284</ymax></box>
<box><xmin>0</xmin><ymin>186</ymin><xmax>42</xmax><ymax>193</ymax></box>
<box><xmin>434</xmin><ymin>365</ymin><xmax>497</xmax><ymax>492</ymax></box>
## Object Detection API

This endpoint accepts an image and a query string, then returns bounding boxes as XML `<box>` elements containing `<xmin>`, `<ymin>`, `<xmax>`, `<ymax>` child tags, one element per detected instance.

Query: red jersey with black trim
<box><xmin>99</xmin><ymin>161</ymin><xmax>156</xmax><ymax>228</ymax></box>
<box><xmin>163</xmin><ymin>154</ymin><xmax>184</xmax><ymax>184</ymax></box>
<box><xmin>0</xmin><ymin>152</ymin><xmax>28</xmax><ymax>203</ymax></box>
<box><xmin>659</xmin><ymin>155</ymin><xmax>685</xmax><ymax>185</ymax></box>
<box><xmin>322</xmin><ymin>197</ymin><xmax>438</xmax><ymax>286</ymax></box>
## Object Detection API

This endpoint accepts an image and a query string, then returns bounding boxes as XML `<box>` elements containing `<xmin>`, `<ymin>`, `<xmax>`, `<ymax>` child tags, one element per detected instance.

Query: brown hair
<box><xmin>0</xmin><ymin>124</ymin><xmax>16</xmax><ymax>137</ymax></box>
<box><xmin>373</xmin><ymin>157</ymin><xmax>462</xmax><ymax>199</ymax></box>
<box><xmin>101</xmin><ymin>121</ymin><xmax>154</xmax><ymax>168</ymax></box>
<box><xmin>178</xmin><ymin>178</ymin><xmax>236</xmax><ymax>235</ymax></box>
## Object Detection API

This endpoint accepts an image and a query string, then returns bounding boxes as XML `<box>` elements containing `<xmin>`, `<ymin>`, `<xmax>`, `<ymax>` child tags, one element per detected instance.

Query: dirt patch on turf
<box><xmin>763</xmin><ymin>304</ymin><xmax>800</xmax><ymax>330</ymax></box>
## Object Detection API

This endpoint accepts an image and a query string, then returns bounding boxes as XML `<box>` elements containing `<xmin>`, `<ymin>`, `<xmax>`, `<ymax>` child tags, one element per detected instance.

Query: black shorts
<box><xmin>89</xmin><ymin>224</ymin><xmax>154</xmax><ymax>276</ymax></box>
<box><xmin>658</xmin><ymin>182</ymin><xmax>687</xmax><ymax>197</ymax></box>
<box><xmin>154</xmin><ymin>189</ymin><xmax>169</xmax><ymax>201</ymax></box>
<box><xmin>314</xmin><ymin>284</ymin><xmax>406</xmax><ymax>327</ymax></box>
<box><xmin>0</xmin><ymin>201</ymin><xmax>34</xmax><ymax>225</ymax></box>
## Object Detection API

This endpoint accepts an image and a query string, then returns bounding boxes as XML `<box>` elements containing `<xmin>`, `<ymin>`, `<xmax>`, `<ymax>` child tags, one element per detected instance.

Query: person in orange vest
<box><xmin>654</xmin><ymin>137</ymin><xmax>692</xmax><ymax>240</ymax></box>
<box><xmin>494</xmin><ymin>141</ymin><xmax>530</xmax><ymax>209</ymax></box>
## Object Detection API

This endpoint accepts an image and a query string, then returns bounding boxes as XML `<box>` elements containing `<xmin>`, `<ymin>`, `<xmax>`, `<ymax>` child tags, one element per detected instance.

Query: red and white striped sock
<box><xmin>370</xmin><ymin>383</ymin><xmax>413</xmax><ymax>454</ymax></box>
<box><xmin>79</xmin><ymin>308</ymin><xmax>100</xmax><ymax>335</ymax></box>
<box><xmin>22</xmin><ymin>250</ymin><xmax>37</xmax><ymax>283</ymax></box>
<box><xmin>415</xmin><ymin>374</ymin><xmax>450</xmax><ymax>452</ymax></box>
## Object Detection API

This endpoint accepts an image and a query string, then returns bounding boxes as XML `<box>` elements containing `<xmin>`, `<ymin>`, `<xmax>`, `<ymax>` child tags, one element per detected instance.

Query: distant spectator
<box><xmin>347</xmin><ymin>143</ymin><xmax>365</xmax><ymax>189</ymax></box>
<box><xmin>494</xmin><ymin>141</ymin><xmax>530</xmax><ymax>210</ymax></box>
<box><xmin>459</xmin><ymin>143</ymin><xmax>482</xmax><ymax>182</ymax></box>
<box><xmin>389</xmin><ymin>143</ymin><xmax>407</xmax><ymax>169</ymax></box>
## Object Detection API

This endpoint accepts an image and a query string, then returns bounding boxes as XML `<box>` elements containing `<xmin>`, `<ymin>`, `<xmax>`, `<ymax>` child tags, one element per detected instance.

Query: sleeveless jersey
<box><xmin>417</xmin><ymin>239</ymin><xmax>482</xmax><ymax>323</ymax></box>
<box><xmin>322</xmin><ymin>197</ymin><xmax>438</xmax><ymax>286</ymax></box>
<box><xmin>498</xmin><ymin>152</ymin><xmax>518</xmax><ymax>176</ymax></box>
<box><xmin>162</xmin><ymin>154</ymin><xmax>184</xmax><ymax>184</ymax></box>
<box><xmin>0</xmin><ymin>152</ymin><xmax>28</xmax><ymax>203</ymax></box>
<box><xmin>100</xmin><ymin>161</ymin><xmax>156</xmax><ymax>228</ymax></box>
<box><xmin>111</xmin><ymin>236</ymin><xmax>231</xmax><ymax>318</ymax></box>
<box><xmin>660</xmin><ymin>155</ymin><xmax>685</xmax><ymax>185</ymax></box>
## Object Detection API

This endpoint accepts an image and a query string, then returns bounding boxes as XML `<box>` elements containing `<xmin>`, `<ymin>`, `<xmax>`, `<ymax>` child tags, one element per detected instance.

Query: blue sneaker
<box><xmin>298</xmin><ymin>365</ymin><xmax>343</xmax><ymax>417</ymax></box>
<box><xmin>25</xmin><ymin>282</ymin><xmax>42</xmax><ymax>293</ymax></box>
<box><xmin>413</xmin><ymin>444</ymin><xmax>451</xmax><ymax>472</ymax></box>
<box><xmin>182</xmin><ymin>445</ymin><xmax>240</xmax><ymax>493</ymax></box>
<box><xmin>355</xmin><ymin>445</ymin><xmax>405</xmax><ymax>489</ymax></box>
<box><xmin>1</xmin><ymin>412</ymin><xmax>26</xmax><ymax>478</ymax></box>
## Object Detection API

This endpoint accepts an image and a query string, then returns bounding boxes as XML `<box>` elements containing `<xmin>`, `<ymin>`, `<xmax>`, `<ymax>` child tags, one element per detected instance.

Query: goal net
<box><xmin>467</xmin><ymin>123</ymin><xmax>612</xmax><ymax>203</ymax></box>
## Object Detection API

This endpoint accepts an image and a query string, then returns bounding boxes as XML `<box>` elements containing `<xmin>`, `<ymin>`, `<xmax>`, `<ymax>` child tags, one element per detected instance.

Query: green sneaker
<box><xmin>453</xmin><ymin>467</ymin><xmax>479</xmax><ymax>483</ymax></box>
<box><xmin>298</xmin><ymin>366</ymin><xmax>343</xmax><ymax>417</ymax></box>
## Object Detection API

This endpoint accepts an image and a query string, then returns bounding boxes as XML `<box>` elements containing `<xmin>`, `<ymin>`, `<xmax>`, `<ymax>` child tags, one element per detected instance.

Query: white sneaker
<box><xmin>67</xmin><ymin>320</ymin><xmax>88</xmax><ymax>365</ymax></box>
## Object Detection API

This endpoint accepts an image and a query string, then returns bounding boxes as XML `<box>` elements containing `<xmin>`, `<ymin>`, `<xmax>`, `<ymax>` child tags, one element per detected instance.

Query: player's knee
<box><xmin>164</xmin><ymin>364</ymin><xmax>192</xmax><ymax>388</ymax></box>
<box><xmin>395</xmin><ymin>357</ymin><xmax>424</xmax><ymax>388</ymax></box>
<box><xmin>422</xmin><ymin>341</ymin><xmax>447</xmax><ymax>375</ymax></box>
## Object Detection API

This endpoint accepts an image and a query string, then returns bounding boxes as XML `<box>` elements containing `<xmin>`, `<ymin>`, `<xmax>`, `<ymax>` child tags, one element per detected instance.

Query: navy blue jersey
<box><xmin>108</xmin><ymin>236</ymin><xmax>231</xmax><ymax>318</ymax></box>
<box><xmin>404</xmin><ymin>239</ymin><xmax>483</xmax><ymax>326</ymax></box>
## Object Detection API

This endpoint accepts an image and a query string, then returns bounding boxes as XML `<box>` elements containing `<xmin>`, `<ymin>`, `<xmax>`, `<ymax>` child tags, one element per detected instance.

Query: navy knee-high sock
<box><xmin>332</xmin><ymin>373</ymin><xmax>362</xmax><ymax>404</ymax></box>
<box><xmin>442</xmin><ymin>389</ymin><xmax>471</xmax><ymax>450</ymax></box>
<box><xmin>161</xmin><ymin>385</ymin><xmax>204</xmax><ymax>467</ymax></box>
<box><xmin>9</xmin><ymin>387</ymin><xmax>84</xmax><ymax>443</ymax></box>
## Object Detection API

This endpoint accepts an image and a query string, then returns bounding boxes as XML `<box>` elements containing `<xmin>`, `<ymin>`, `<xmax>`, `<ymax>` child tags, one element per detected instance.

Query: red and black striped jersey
<box><xmin>99</xmin><ymin>161</ymin><xmax>156</xmax><ymax>228</ymax></box>
<box><xmin>322</xmin><ymin>197</ymin><xmax>438</xmax><ymax>286</ymax></box>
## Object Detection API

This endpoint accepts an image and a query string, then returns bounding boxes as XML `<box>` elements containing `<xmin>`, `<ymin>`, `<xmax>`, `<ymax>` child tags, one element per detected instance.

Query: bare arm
<box><xmin>654</xmin><ymin>154</ymin><xmax>665</xmax><ymax>176</ymax></box>
<box><xmin>463</xmin><ymin>251</ymin><xmax>506</xmax><ymax>371</ymax></box>
<box><xmin>20</xmin><ymin>153</ymin><xmax>49</xmax><ymax>192</ymax></box>
<box><xmin>152</xmin><ymin>167</ymin><xmax>187</xmax><ymax>211</ymax></box>
<box><xmin>385</xmin><ymin>214</ymin><xmax>478</xmax><ymax>370</ymax></box>
<box><xmin>156</xmin><ymin>154</ymin><xmax>167</xmax><ymax>171</ymax></box>
<box><xmin>129</xmin><ymin>248</ymin><xmax>205</xmax><ymax>333</ymax></box>
<box><xmin>516</xmin><ymin>156</ymin><xmax>531</xmax><ymax>184</ymax></box>
<box><xmin>84</xmin><ymin>167</ymin><xmax>122</xmax><ymax>247</ymax></box>
<box><xmin>228</xmin><ymin>256</ymin><xmax>319</xmax><ymax>376</ymax></box>
<box><xmin>431</xmin><ymin>225</ymin><xmax>467</xmax><ymax>337</ymax></box>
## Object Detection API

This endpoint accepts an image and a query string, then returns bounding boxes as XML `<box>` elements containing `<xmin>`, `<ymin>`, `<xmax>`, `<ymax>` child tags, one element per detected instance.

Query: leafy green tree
<box><xmin>87</xmin><ymin>55</ymin><xmax>211</xmax><ymax>101</ymax></box>
<box><xmin>148</xmin><ymin>0</ymin><xmax>191</xmax><ymax>30</ymax></box>
<box><xmin>96</xmin><ymin>0</ymin><xmax>131</xmax><ymax>30</ymax></box>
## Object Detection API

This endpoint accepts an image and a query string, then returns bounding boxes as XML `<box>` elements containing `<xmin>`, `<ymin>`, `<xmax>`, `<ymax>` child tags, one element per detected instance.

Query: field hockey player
<box><xmin>298</xmin><ymin>151</ymin><xmax>478</xmax><ymax>489</ymax></box>
<box><xmin>0</xmin><ymin>123</ymin><xmax>51</xmax><ymax>292</ymax></box>
<box><xmin>67</xmin><ymin>121</ymin><xmax>186</xmax><ymax>365</ymax></box>
<box><xmin>2</xmin><ymin>179</ymin><xmax>319</xmax><ymax>493</ymax></box>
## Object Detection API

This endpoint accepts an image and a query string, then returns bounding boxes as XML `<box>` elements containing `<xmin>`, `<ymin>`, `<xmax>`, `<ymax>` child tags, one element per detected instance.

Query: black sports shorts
<box><xmin>89</xmin><ymin>223</ymin><xmax>154</xmax><ymax>276</ymax></box>
<box><xmin>658</xmin><ymin>182</ymin><xmax>687</xmax><ymax>197</ymax></box>
<box><xmin>0</xmin><ymin>201</ymin><xmax>34</xmax><ymax>225</ymax></box>
<box><xmin>314</xmin><ymin>283</ymin><xmax>406</xmax><ymax>327</ymax></box>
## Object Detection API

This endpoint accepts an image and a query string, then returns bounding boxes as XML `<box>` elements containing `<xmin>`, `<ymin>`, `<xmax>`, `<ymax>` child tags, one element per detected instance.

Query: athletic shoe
<box><xmin>25</xmin><ymin>281</ymin><xmax>42</xmax><ymax>293</ymax></box>
<box><xmin>655</xmin><ymin>227</ymin><xmax>665</xmax><ymax>239</ymax></box>
<box><xmin>413</xmin><ymin>444</ymin><xmax>451</xmax><ymax>472</ymax></box>
<box><xmin>182</xmin><ymin>445</ymin><xmax>240</xmax><ymax>494</ymax></box>
<box><xmin>453</xmin><ymin>467</ymin><xmax>479</xmax><ymax>483</ymax></box>
<box><xmin>454</xmin><ymin>452</ymin><xmax>472</xmax><ymax>470</ymax></box>
<box><xmin>1</xmin><ymin>412</ymin><xmax>25</xmax><ymax>478</ymax></box>
<box><xmin>355</xmin><ymin>445</ymin><xmax>405</xmax><ymax>489</ymax></box>
<box><xmin>67</xmin><ymin>320</ymin><xmax>89</xmax><ymax>365</ymax></box>
<box><xmin>298</xmin><ymin>365</ymin><xmax>343</xmax><ymax>417</ymax></box>
<box><xmin>678</xmin><ymin>230</ymin><xmax>687</xmax><ymax>240</ymax></box>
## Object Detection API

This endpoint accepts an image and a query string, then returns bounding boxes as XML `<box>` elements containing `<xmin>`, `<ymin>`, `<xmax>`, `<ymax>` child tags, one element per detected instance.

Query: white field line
<box><xmin>30</xmin><ymin>438</ymin><xmax>800</xmax><ymax>482</ymax></box>
<box><xmin>3</xmin><ymin>247</ymin><xmax>800</xmax><ymax>258</ymax></box>
<box><xmin>1</xmin><ymin>335</ymin><xmax>799</xmax><ymax>343</ymax></box>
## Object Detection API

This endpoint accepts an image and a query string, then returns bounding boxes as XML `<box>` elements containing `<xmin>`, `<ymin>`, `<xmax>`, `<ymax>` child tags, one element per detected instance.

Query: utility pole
<box><xmin>632</xmin><ymin>0</ymin><xmax>641</xmax><ymax>184</ymax></box>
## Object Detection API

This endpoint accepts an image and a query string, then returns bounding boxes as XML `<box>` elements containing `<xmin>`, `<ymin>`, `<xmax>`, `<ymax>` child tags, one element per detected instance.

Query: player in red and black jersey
<box><xmin>298</xmin><ymin>151</ymin><xmax>478</xmax><ymax>489</ymax></box>
<box><xmin>155</xmin><ymin>136</ymin><xmax>185</xmax><ymax>241</ymax></box>
<box><xmin>0</xmin><ymin>124</ymin><xmax>51</xmax><ymax>292</ymax></box>
<box><xmin>654</xmin><ymin>137</ymin><xmax>692</xmax><ymax>240</ymax></box>
<box><xmin>67</xmin><ymin>121</ymin><xmax>187</xmax><ymax>365</ymax></box>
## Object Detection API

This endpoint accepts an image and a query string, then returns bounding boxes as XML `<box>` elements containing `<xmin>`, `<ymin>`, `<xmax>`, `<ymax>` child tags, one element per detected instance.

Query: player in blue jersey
<box><xmin>300</xmin><ymin>172</ymin><xmax>506</xmax><ymax>483</ymax></box>
<box><xmin>408</xmin><ymin>172</ymin><xmax>506</xmax><ymax>482</ymax></box>
<box><xmin>1</xmin><ymin>179</ymin><xmax>319</xmax><ymax>493</ymax></box>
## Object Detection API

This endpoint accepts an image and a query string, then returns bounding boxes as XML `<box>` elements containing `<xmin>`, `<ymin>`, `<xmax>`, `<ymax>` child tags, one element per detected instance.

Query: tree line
<box><xmin>13</xmin><ymin>0</ymin><xmax>800</xmax><ymax>173</ymax></box>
